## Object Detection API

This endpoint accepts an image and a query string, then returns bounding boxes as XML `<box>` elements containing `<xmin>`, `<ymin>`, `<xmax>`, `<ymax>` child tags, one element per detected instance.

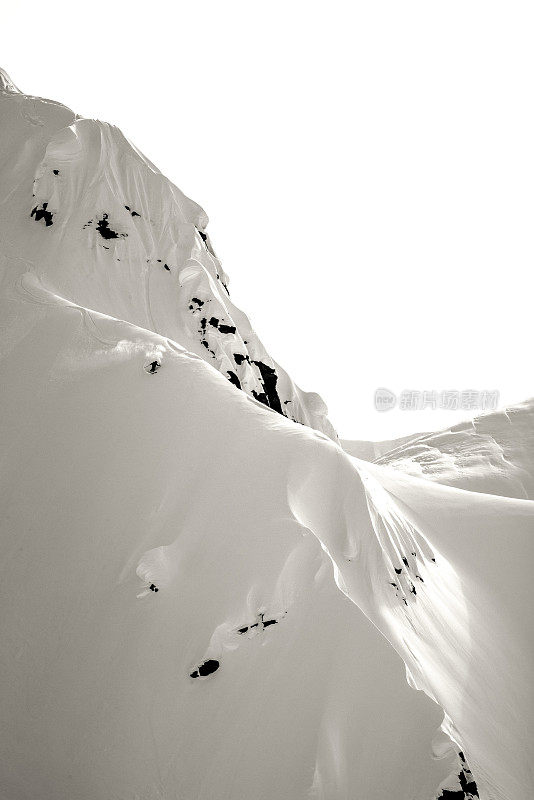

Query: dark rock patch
<box><xmin>251</xmin><ymin>360</ymin><xmax>283</xmax><ymax>414</ymax></box>
<box><xmin>200</xmin><ymin>339</ymin><xmax>216</xmax><ymax>357</ymax></box>
<box><xmin>190</xmin><ymin>659</ymin><xmax>219</xmax><ymax>679</ymax></box>
<box><xmin>436</xmin><ymin>752</ymin><xmax>479</xmax><ymax>799</ymax></box>
<box><xmin>208</xmin><ymin>317</ymin><xmax>236</xmax><ymax>335</ymax></box>
<box><xmin>31</xmin><ymin>202</ymin><xmax>53</xmax><ymax>226</ymax></box>
<box><xmin>252</xmin><ymin>389</ymin><xmax>269</xmax><ymax>406</ymax></box>
<box><xmin>197</xmin><ymin>229</ymin><xmax>208</xmax><ymax>247</ymax></box>
<box><xmin>237</xmin><ymin>613</ymin><xmax>280</xmax><ymax>635</ymax></box>
<box><xmin>95</xmin><ymin>213</ymin><xmax>127</xmax><ymax>240</ymax></box>
<box><xmin>227</xmin><ymin>371</ymin><xmax>241</xmax><ymax>389</ymax></box>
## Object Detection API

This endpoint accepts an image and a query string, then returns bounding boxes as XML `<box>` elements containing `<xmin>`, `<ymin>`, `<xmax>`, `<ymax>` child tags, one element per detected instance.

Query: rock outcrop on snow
<box><xmin>1</xmin><ymin>70</ymin><xmax>532</xmax><ymax>800</ymax></box>
<box><xmin>0</xmin><ymin>68</ymin><xmax>336</xmax><ymax>441</ymax></box>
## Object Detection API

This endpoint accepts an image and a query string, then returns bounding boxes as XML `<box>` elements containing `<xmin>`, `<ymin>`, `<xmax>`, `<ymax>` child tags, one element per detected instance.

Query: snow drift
<box><xmin>0</xmin><ymin>69</ymin><xmax>532</xmax><ymax>800</ymax></box>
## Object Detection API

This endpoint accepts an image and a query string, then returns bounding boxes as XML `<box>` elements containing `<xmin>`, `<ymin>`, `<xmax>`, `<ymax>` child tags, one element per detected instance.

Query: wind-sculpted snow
<box><xmin>0</xmin><ymin>69</ymin><xmax>336</xmax><ymax>441</ymax></box>
<box><xmin>0</xmin><ymin>70</ymin><xmax>532</xmax><ymax>800</ymax></box>
<box><xmin>0</xmin><ymin>271</ymin><xmax>482</xmax><ymax>800</ymax></box>
<box><xmin>344</xmin><ymin>403</ymin><xmax>534</xmax><ymax>500</ymax></box>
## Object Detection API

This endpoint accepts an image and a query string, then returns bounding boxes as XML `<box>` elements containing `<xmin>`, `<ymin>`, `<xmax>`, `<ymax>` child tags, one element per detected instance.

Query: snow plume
<box><xmin>0</xmin><ymin>69</ymin><xmax>532</xmax><ymax>800</ymax></box>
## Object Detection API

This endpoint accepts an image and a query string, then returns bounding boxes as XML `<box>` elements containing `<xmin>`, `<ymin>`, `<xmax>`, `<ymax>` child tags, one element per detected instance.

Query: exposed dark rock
<box><xmin>190</xmin><ymin>659</ymin><xmax>219</xmax><ymax>678</ymax></box>
<box><xmin>227</xmin><ymin>370</ymin><xmax>241</xmax><ymax>389</ymax></box>
<box><xmin>30</xmin><ymin>202</ymin><xmax>53</xmax><ymax>226</ymax></box>
<box><xmin>436</xmin><ymin>753</ymin><xmax>479</xmax><ymax>799</ymax></box>
<box><xmin>251</xmin><ymin>360</ymin><xmax>283</xmax><ymax>414</ymax></box>
<box><xmin>95</xmin><ymin>213</ymin><xmax>127</xmax><ymax>240</ymax></box>
<box><xmin>237</xmin><ymin>613</ymin><xmax>280</xmax><ymax>634</ymax></box>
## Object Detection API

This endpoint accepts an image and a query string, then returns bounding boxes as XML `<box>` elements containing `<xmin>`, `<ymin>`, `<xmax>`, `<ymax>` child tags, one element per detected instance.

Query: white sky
<box><xmin>3</xmin><ymin>1</ymin><xmax>533</xmax><ymax>440</ymax></box>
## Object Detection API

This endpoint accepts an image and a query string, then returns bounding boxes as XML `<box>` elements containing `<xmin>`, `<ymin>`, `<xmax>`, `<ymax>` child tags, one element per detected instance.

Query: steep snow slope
<box><xmin>0</xmin><ymin>68</ymin><xmax>335</xmax><ymax>440</ymax></box>
<box><xmin>0</xmin><ymin>273</ymin><xmax>461</xmax><ymax>800</ymax></box>
<box><xmin>1</xmin><ymin>70</ymin><xmax>533</xmax><ymax>800</ymax></box>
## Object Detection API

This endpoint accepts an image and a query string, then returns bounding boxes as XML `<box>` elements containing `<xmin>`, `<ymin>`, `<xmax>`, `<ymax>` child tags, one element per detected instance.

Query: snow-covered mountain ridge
<box><xmin>0</xmin><ymin>68</ymin><xmax>336</xmax><ymax>440</ymax></box>
<box><xmin>1</xmin><ymin>70</ymin><xmax>532</xmax><ymax>800</ymax></box>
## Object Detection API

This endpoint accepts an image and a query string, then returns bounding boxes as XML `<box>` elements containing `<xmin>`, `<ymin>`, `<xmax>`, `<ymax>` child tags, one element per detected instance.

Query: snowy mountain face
<box><xmin>0</xmin><ymin>69</ymin><xmax>336</xmax><ymax>442</ymax></box>
<box><xmin>0</xmin><ymin>70</ymin><xmax>532</xmax><ymax>800</ymax></box>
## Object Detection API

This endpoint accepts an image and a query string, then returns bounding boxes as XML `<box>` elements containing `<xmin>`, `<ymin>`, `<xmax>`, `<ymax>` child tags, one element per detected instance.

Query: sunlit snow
<box><xmin>0</xmin><ymin>68</ymin><xmax>532</xmax><ymax>800</ymax></box>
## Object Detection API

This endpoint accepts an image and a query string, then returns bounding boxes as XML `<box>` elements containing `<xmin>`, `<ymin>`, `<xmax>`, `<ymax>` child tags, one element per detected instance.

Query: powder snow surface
<box><xmin>0</xmin><ymin>69</ymin><xmax>532</xmax><ymax>800</ymax></box>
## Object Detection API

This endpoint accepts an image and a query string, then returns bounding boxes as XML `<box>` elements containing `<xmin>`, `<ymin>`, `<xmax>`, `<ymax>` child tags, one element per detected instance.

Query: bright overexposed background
<box><xmin>3</xmin><ymin>1</ymin><xmax>533</xmax><ymax>440</ymax></box>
